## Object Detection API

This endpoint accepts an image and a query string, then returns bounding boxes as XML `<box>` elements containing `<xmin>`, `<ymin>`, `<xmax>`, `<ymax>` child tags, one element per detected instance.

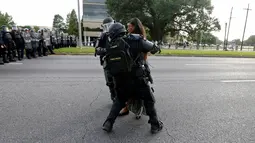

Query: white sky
<box><xmin>1</xmin><ymin>0</ymin><xmax>254</xmax><ymax>41</ymax></box>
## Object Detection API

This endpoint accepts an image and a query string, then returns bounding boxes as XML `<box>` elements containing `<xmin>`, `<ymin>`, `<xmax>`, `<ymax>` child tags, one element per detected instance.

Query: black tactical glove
<box><xmin>151</xmin><ymin>45</ymin><xmax>161</xmax><ymax>54</ymax></box>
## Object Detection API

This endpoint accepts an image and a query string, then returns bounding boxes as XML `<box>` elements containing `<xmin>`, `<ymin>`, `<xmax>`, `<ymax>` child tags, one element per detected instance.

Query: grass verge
<box><xmin>54</xmin><ymin>47</ymin><xmax>255</xmax><ymax>58</ymax></box>
<box><xmin>54</xmin><ymin>47</ymin><xmax>95</xmax><ymax>55</ymax></box>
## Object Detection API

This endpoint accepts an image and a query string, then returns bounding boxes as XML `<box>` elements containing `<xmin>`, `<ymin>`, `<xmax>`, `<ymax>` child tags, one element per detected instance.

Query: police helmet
<box><xmin>108</xmin><ymin>22</ymin><xmax>126</xmax><ymax>40</ymax></box>
<box><xmin>103</xmin><ymin>17</ymin><xmax>114</xmax><ymax>24</ymax></box>
<box><xmin>12</xmin><ymin>25</ymin><xmax>18</xmax><ymax>31</ymax></box>
<box><xmin>101</xmin><ymin>17</ymin><xmax>115</xmax><ymax>33</ymax></box>
<box><xmin>1</xmin><ymin>25</ymin><xmax>9</xmax><ymax>32</ymax></box>
<box><xmin>38</xmin><ymin>29</ymin><xmax>43</xmax><ymax>33</ymax></box>
<box><xmin>24</xmin><ymin>28</ymin><xmax>29</xmax><ymax>32</ymax></box>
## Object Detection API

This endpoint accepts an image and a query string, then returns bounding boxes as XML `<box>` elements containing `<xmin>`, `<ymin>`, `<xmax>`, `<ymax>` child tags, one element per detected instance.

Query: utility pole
<box><xmin>223</xmin><ymin>23</ymin><xmax>228</xmax><ymax>50</ymax></box>
<box><xmin>77</xmin><ymin>0</ymin><xmax>83</xmax><ymax>48</ymax></box>
<box><xmin>226</xmin><ymin>7</ymin><xmax>233</xmax><ymax>49</ymax></box>
<box><xmin>241</xmin><ymin>4</ymin><xmax>252</xmax><ymax>51</ymax></box>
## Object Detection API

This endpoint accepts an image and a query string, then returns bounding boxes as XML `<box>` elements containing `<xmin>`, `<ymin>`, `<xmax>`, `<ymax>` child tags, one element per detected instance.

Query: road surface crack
<box><xmin>159</xmin><ymin>116</ymin><xmax>176</xmax><ymax>142</ymax></box>
<box><xmin>165</xmin><ymin>127</ymin><xmax>175</xmax><ymax>142</ymax></box>
<box><xmin>89</xmin><ymin>89</ymin><xmax>102</xmax><ymax>107</ymax></box>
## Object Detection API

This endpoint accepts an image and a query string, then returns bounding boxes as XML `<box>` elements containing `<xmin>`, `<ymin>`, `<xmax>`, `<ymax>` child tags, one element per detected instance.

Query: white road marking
<box><xmin>185</xmin><ymin>64</ymin><xmax>227</xmax><ymax>66</ymax></box>
<box><xmin>221</xmin><ymin>80</ymin><xmax>255</xmax><ymax>83</ymax></box>
<box><xmin>8</xmin><ymin>62</ymin><xmax>23</xmax><ymax>65</ymax></box>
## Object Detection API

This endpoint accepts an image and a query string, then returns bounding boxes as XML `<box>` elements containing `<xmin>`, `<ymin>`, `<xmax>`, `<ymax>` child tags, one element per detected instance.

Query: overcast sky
<box><xmin>1</xmin><ymin>0</ymin><xmax>254</xmax><ymax>41</ymax></box>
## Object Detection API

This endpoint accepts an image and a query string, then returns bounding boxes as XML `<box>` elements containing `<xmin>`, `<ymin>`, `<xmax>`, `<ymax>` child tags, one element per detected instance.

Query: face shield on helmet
<box><xmin>12</xmin><ymin>26</ymin><xmax>18</xmax><ymax>31</ymax></box>
<box><xmin>24</xmin><ymin>28</ymin><xmax>29</xmax><ymax>33</ymax></box>
<box><xmin>101</xmin><ymin>21</ymin><xmax>114</xmax><ymax>33</ymax></box>
<box><xmin>2</xmin><ymin>26</ymin><xmax>9</xmax><ymax>32</ymax></box>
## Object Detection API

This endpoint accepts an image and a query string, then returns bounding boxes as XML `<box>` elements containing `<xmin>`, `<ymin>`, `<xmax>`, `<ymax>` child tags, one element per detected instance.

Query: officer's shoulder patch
<box><xmin>128</xmin><ymin>34</ymin><xmax>143</xmax><ymax>40</ymax></box>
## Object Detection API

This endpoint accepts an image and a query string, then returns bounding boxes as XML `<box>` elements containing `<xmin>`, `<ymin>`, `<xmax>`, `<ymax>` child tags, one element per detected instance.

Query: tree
<box><xmin>232</xmin><ymin>39</ymin><xmax>241</xmax><ymax>45</ymax></box>
<box><xmin>21</xmin><ymin>25</ymin><xmax>32</xmax><ymax>29</ymax></box>
<box><xmin>33</xmin><ymin>26</ymin><xmax>40</xmax><ymax>32</ymax></box>
<box><xmin>67</xmin><ymin>9</ymin><xmax>78</xmax><ymax>36</ymax></box>
<box><xmin>66</xmin><ymin>13</ymin><xmax>71</xmax><ymax>29</ymax></box>
<box><xmin>174</xmin><ymin>0</ymin><xmax>221</xmax><ymax>44</ymax></box>
<box><xmin>106</xmin><ymin>0</ymin><xmax>220</xmax><ymax>41</ymax></box>
<box><xmin>201</xmin><ymin>33</ymin><xmax>217</xmax><ymax>45</ymax></box>
<box><xmin>216</xmin><ymin>38</ymin><xmax>223</xmax><ymax>45</ymax></box>
<box><xmin>52</xmin><ymin>14</ymin><xmax>65</xmax><ymax>31</ymax></box>
<box><xmin>244</xmin><ymin>35</ymin><xmax>255</xmax><ymax>46</ymax></box>
<box><xmin>0</xmin><ymin>11</ymin><xmax>15</xmax><ymax>28</ymax></box>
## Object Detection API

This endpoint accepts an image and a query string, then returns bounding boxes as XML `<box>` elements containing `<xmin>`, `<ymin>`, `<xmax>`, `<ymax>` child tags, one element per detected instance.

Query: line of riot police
<box><xmin>0</xmin><ymin>25</ymin><xmax>78</xmax><ymax>65</ymax></box>
<box><xmin>56</xmin><ymin>32</ymin><xmax>77</xmax><ymax>48</ymax></box>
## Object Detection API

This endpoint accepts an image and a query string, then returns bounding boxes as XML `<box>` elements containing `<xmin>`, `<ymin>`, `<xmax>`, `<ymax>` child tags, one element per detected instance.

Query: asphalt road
<box><xmin>1</xmin><ymin>55</ymin><xmax>255</xmax><ymax>143</ymax></box>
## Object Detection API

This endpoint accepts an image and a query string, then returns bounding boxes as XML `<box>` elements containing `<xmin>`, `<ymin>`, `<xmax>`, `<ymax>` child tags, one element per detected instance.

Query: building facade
<box><xmin>83</xmin><ymin>0</ymin><xmax>108</xmax><ymax>45</ymax></box>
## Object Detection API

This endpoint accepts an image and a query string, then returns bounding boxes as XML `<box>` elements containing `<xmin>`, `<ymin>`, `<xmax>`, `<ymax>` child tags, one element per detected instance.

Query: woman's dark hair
<box><xmin>128</xmin><ymin>18</ymin><xmax>146</xmax><ymax>37</ymax></box>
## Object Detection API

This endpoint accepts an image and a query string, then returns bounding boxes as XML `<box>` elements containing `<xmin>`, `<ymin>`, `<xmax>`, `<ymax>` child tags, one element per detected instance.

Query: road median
<box><xmin>54</xmin><ymin>47</ymin><xmax>255</xmax><ymax>58</ymax></box>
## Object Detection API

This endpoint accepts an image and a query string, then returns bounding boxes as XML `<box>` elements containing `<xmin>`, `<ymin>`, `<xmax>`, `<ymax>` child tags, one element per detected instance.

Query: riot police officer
<box><xmin>11</xmin><ymin>25</ymin><xmax>25</xmax><ymax>61</ymax></box>
<box><xmin>43</xmin><ymin>28</ymin><xmax>56</xmax><ymax>55</ymax></box>
<box><xmin>50</xmin><ymin>31</ymin><xmax>57</xmax><ymax>50</ymax></box>
<box><xmin>0</xmin><ymin>30</ymin><xmax>5</xmax><ymax>64</ymax></box>
<box><xmin>67</xmin><ymin>35</ymin><xmax>70</xmax><ymax>47</ymax></box>
<box><xmin>1</xmin><ymin>25</ymin><xmax>16</xmax><ymax>62</ymax></box>
<box><xmin>30</xmin><ymin>28</ymin><xmax>38</xmax><ymax>58</ymax></box>
<box><xmin>56</xmin><ymin>31</ymin><xmax>61</xmax><ymax>49</ymax></box>
<box><xmin>35</xmin><ymin>31</ymin><xmax>40</xmax><ymax>56</ymax></box>
<box><xmin>37</xmin><ymin>29</ymin><xmax>43</xmax><ymax>57</ymax></box>
<box><xmin>73</xmin><ymin>36</ymin><xmax>77</xmax><ymax>47</ymax></box>
<box><xmin>43</xmin><ymin>28</ymin><xmax>50</xmax><ymax>56</ymax></box>
<box><xmin>100</xmin><ymin>23</ymin><xmax>163</xmax><ymax>133</ymax></box>
<box><xmin>95</xmin><ymin>17</ymin><xmax>116</xmax><ymax>102</ymax></box>
<box><xmin>70</xmin><ymin>35</ymin><xmax>73</xmax><ymax>47</ymax></box>
<box><xmin>60</xmin><ymin>33</ymin><xmax>64</xmax><ymax>48</ymax></box>
<box><xmin>63</xmin><ymin>33</ymin><xmax>67</xmax><ymax>47</ymax></box>
<box><xmin>23</xmin><ymin>28</ymin><xmax>33</xmax><ymax>59</ymax></box>
<box><xmin>19</xmin><ymin>28</ymin><xmax>25</xmax><ymax>59</ymax></box>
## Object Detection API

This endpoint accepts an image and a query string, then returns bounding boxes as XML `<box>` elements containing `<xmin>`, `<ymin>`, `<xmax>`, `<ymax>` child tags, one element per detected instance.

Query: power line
<box><xmin>241</xmin><ymin>4</ymin><xmax>252</xmax><ymax>51</ymax></box>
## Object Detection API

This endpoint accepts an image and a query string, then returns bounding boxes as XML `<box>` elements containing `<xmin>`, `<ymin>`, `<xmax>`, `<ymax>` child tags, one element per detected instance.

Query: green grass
<box><xmin>54</xmin><ymin>47</ymin><xmax>255</xmax><ymax>58</ymax></box>
<box><xmin>160</xmin><ymin>49</ymin><xmax>255</xmax><ymax>57</ymax></box>
<box><xmin>54</xmin><ymin>47</ymin><xmax>95</xmax><ymax>55</ymax></box>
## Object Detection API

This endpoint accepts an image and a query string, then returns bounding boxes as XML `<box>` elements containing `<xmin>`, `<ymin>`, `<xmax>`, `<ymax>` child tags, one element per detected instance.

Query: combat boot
<box><xmin>149</xmin><ymin>120</ymin><xmax>163</xmax><ymax>134</ymax></box>
<box><xmin>3</xmin><ymin>54</ymin><xmax>9</xmax><ymax>63</ymax></box>
<box><xmin>26</xmin><ymin>49</ymin><xmax>31</xmax><ymax>59</ymax></box>
<box><xmin>12</xmin><ymin>49</ymin><xmax>17</xmax><ymax>61</ymax></box>
<box><xmin>9</xmin><ymin>54</ymin><xmax>16</xmax><ymax>62</ymax></box>
<box><xmin>0</xmin><ymin>57</ymin><xmax>4</xmax><ymax>65</ymax></box>
<box><xmin>17</xmin><ymin>51</ymin><xmax>22</xmax><ymax>61</ymax></box>
<box><xmin>102</xmin><ymin>120</ymin><xmax>113</xmax><ymax>132</ymax></box>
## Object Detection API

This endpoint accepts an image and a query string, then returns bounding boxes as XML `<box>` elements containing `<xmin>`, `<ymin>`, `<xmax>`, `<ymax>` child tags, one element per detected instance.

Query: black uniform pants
<box><xmin>38</xmin><ymin>41</ymin><xmax>43</xmax><ymax>56</ymax></box>
<box><xmin>0</xmin><ymin>45</ymin><xmax>7</xmax><ymax>62</ymax></box>
<box><xmin>31</xmin><ymin>42</ymin><xmax>37</xmax><ymax>58</ymax></box>
<box><xmin>104</xmin><ymin>69</ymin><xmax>116</xmax><ymax>100</ymax></box>
<box><xmin>16</xmin><ymin>43</ymin><xmax>24</xmax><ymax>60</ymax></box>
<box><xmin>105</xmin><ymin>72</ymin><xmax>159</xmax><ymax>125</ymax></box>
<box><xmin>6</xmin><ymin>43</ymin><xmax>15</xmax><ymax>61</ymax></box>
<box><xmin>48</xmin><ymin>45</ymin><xmax>55</xmax><ymax>54</ymax></box>
<box><xmin>42</xmin><ymin>44</ymin><xmax>48</xmax><ymax>56</ymax></box>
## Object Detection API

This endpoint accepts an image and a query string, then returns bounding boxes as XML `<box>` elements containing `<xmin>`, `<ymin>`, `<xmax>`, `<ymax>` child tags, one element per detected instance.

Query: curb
<box><xmin>155</xmin><ymin>54</ymin><xmax>255</xmax><ymax>58</ymax></box>
<box><xmin>54</xmin><ymin>53</ymin><xmax>255</xmax><ymax>58</ymax></box>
